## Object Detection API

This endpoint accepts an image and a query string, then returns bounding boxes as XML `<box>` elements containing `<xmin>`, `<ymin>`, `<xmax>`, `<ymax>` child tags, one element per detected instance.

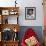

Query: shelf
<box><xmin>1</xmin><ymin>40</ymin><xmax>19</xmax><ymax>46</ymax></box>
<box><xmin>2</xmin><ymin>40</ymin><xmax>19</xmax><ymax>42</ymax></box>
<box><xmin>0</xmin><ymin>7</ymin><xmax>19</xmax><ymax>9</ymax></box>
<box><xmin>0</xmin><ymin>7</ymin><xmax>19</xmax><ymax>24</ymax></box>
<box><xmin>0</xmin><ymin>7</ymin><xmax>19</xmax><ymax>16</ymax></box>
<box><xmin>0</xmin><ymin>7</ymin><xmax>19</xmax><ymax>46</ymax></box>
<box><xmin>0</xmin><ymin>24</ymin><xmax>20</xmax><ymax>32</ymax></box>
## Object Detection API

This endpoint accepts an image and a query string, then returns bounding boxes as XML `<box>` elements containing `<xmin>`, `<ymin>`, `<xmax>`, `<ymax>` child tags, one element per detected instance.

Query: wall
<box><xmin>18</xmin><ymin>0</ymin><xmax>43</xmax><ymax>26</ymax></box>
<box><xmin>0</xmin><ymin>0</ymin><xmax>43</xmax><ymax>26</ymax></box>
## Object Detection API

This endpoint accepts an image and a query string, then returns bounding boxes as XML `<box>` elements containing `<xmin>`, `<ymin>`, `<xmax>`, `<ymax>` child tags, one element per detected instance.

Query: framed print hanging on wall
<box><xmin>25</xmin><ymin>7</ymin><xmax>36</xmax><ymax>20</ymax></box>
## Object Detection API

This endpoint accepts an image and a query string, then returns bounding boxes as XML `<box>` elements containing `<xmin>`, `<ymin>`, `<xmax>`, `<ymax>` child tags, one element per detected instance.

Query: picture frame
<box><xmin>2</xmin><ymin>10</ymin><xmax>9</xmax><ymax>15</ymax></box>
<box><xmin>25</xmin><ymin>7</ymin><xmax>36</xmax><ymax>20</ymax></box>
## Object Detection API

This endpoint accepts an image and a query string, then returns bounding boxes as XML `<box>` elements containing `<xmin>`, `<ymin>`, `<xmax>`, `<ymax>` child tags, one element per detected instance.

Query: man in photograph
<box><xmin>27</xmin><ymin>9</ymin><xmax>35</xmax><ymax>19</ymax></box>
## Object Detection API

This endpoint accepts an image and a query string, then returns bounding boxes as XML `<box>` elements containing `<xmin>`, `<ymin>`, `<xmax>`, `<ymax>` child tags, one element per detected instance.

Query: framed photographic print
<box><xmin>25</xmin><ymin>7</ymin><xmax>36</xmax><ymax>20</ymax></box>
<box><xmin>2</xmin><ymin>10</ymin><xmax>9</xmax><ymax>15</ymax></box>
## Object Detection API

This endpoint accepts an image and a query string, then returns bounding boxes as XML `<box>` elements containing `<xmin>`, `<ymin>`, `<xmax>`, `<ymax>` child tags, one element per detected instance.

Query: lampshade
<box><xmin>14</xmin><ymin>29</ymin><xmax>17</xmax><ymax>32</ymax></box>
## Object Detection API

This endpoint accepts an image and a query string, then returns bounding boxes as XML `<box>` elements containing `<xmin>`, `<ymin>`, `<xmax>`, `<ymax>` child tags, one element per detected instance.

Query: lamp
<box><xmin>14</xmin><ymin>29</ymin><xmax>17</xmax><ymax>32</ymax></box>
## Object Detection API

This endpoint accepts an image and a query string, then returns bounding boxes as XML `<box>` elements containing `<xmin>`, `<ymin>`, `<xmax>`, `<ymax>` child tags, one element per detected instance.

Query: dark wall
<box><xmin>18</xmin><ymin>26</ymin><xmax>44</xmax><ymax>43</ymax></box>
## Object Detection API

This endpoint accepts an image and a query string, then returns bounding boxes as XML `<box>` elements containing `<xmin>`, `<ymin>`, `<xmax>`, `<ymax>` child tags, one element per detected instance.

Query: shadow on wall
<box><xmin>18</xmin><ymin>26</ymin><xmax>43</xmax><ymax>44</ymax></box>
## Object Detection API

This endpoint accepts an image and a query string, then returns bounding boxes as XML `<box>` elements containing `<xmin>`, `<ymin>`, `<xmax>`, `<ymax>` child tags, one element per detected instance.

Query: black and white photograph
<box><xmin>25</xmin><ymin>7</ymin><xmax>36</xmax><ymax>20</ymax></box>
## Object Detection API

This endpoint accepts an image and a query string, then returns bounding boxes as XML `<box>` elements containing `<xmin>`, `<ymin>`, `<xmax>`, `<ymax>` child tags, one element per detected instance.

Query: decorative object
<box><xmin>25</xmin><ymin>7</ymin><xmax>36</xmax><ymax>20</ymax></box>
<box><xmin>2</xmin><ymin>16</ymin><xmax>8</xmax><ymax>24</ymax></box>
<box><xmin>0</xmin><ymin>7</ymin><xmax>19</xmax><ymax>46</ymax></box>
<box><xmin>2</xmin><ymin>10</ymin><xmax>9</xmax><ymax>15</ymax></box>
<box><xmin>15</xmin><ymin>0</ymin><xmax>17</xmax><ymax>7</ymax></box>
<box><xmin>9</xmin><ymin>10</ymin><xmax>18</xmax><ymax>15</ymax></box>
<box><xmin>2</xmin><ymin>28</ymin><xmax>13</xmax><ymax>41</ymax></box>
<box><xmin>13</xmin><ymin>32</ymin><xmax>18</xmax><ymax>41</ymax></box>
<box><xmin>5</xmin><ymin>18</ymin><xmax>8</xmax><ymax>24</ymax></box>
<box><xmin>14</xmin><ymin>28</ymin><xmax>17</xmax><ymax>32</ymax></box>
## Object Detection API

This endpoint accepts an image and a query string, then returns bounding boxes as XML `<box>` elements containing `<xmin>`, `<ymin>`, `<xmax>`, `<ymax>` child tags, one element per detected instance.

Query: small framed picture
<box><xmin>25</xmin><ymin>7</ymin><xmax>36</xmax><ymax>20</ymax></box>
<box><xmin>2</xmin><ymin>10</ymin><xmax>9</xmax><ymax>15</ymax></box>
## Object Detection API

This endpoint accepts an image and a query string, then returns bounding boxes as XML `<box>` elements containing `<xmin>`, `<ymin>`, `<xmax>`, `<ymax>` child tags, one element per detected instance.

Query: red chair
<box><xmin>21</xmin><ymin>28</ymin><xmax>41</xmax><ymax>46</ymax></box>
